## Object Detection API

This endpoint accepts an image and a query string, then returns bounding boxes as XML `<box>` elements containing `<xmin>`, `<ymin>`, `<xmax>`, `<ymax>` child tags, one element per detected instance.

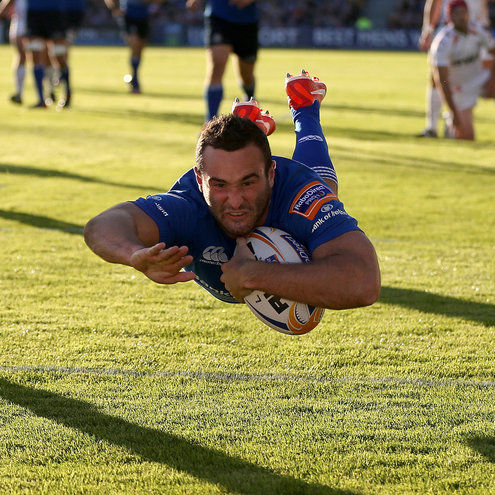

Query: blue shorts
<box><xmin>125</xmin><ymin>15</ymin><xmax>149</xmax><ymax>40</ymax></box>
<box><xmin>27</xmin><ymin>9</ymin><xmax>66</xmax><ymax>40</ymax></box>
<box><xmin>205</xmin><ymin>14</ymin><xmax>258</xmax><ymax>62</ymax></box>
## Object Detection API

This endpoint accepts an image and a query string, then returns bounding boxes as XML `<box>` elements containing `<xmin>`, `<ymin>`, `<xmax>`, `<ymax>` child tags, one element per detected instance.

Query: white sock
<box><xmin>15</xmin><ymin>64</ymin><xmax>26</xmax><ymax>95</ymax></box>
<box><xmin>426</xmin><ymin>87</ymin><xmax>442</xmax><ymax>131</ymax></box>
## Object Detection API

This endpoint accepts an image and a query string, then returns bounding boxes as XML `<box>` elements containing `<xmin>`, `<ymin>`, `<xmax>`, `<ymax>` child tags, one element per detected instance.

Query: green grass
<box><xmin>0</xmin><ymin>45</ymin><xmax>494</xmax><ymax>494</ymax></box>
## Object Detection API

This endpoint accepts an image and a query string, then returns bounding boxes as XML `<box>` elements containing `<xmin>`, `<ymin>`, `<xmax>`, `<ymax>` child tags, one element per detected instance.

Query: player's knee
<box><xmin>208</xmin><ymin>69</ymin><xmax>225</xmax><ymax>85</ymax></box>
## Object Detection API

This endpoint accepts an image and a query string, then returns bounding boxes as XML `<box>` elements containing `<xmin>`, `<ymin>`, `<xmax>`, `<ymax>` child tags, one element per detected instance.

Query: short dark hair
<box><xmin>195</xmin><ymin>115</ymin><xmax>272</xmax><ymax>175</ymax></box>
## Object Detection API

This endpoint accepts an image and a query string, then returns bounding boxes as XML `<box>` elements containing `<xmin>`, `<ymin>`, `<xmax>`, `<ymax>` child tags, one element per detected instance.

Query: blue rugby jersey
<box><xmin>63</xmin><ymin>0</ymin><xmax>86</xmax><ymax>12</ymax></box>
<box><xmin>122</xmin><ymin>0</ymin><xmax>149</xmax><ymax>19</ymax></box>
<box><xmin>205</xmin><ymin>0</ymin><xmax>258</xmax><ymax>24</ymax></box>
<box><xmin>28</xmin><ymin>0</ymin><xmax>64</xmax><ymax>11</ymax></box>
<box><xmin>133</xmin><ymin>157</ymin><xmax>359</xmax><ymax>303</ymax></box>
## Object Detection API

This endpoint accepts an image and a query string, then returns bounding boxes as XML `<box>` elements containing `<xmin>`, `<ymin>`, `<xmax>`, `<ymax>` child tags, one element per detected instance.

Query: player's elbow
<box><xmin>358</xmin><ymin>275</ymin><xmax>381</xmax><ymax>307</ymax></box>
<box><xmin>344</xmin><ymin>264</ymin><xmax>381</xmax><ymax>309</ymax></box>
<box><xmin>83</xmin><ymin>214</ymin><xmax>105</xmax><ymax>252</ymax></box>
<box><xmin>358</xmin><ymin>261</ymin><xmax>381</xmax><ymax>307</ymax></box>
<box><xmin>347</xmin><ymin>246</ymin><xmax>381</xmax><ymax>308</ymax></box>
<box><xmin>83</xmin><ymin>217</ymin><xmax>95</xmax><ymax>246</ymax></box>
<box><xmin>320</xmin><ymin>273</ymin><xmax>380</xmax><ymax>310</ymax></box>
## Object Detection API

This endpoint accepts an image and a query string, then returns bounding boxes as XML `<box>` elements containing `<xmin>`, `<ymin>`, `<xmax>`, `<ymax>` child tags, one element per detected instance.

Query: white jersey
<box><xmin>440</xmin><ymin>0</ymin><xmax>488</xmax><ymax>26</ymax></box>
<box><xmin>430</xmin><ymin>22</ymin><xmax>495</xmax><ymax>87</ymax></box>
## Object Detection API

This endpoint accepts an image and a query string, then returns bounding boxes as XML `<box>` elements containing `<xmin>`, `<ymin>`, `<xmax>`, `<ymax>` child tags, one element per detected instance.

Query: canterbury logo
<box><xmin>202</xmin><ymin>246</ymin><xmax>228</xmax><ymax>263</ymax></box>
<box><xmin>311</xmin><ymin>89</ymin><xmax>326</xmax><ymax>96</ymax></box>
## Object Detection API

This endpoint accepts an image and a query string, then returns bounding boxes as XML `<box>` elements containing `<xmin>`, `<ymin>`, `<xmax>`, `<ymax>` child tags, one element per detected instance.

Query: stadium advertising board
<box><xmin>73</xmin><ymin>25</ymin><xmax>491</xmax><ymax>51</ymax></box>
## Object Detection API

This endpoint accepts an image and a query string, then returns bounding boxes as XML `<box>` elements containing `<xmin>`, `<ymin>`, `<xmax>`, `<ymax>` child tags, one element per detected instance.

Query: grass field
<box><xmin>0</xmin><ymin>45</ymin><xmax>494</xmax><ymax>494</ymax></box>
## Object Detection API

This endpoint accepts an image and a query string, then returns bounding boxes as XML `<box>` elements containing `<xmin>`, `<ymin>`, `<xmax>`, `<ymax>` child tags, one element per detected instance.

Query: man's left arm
<box><xmin>220</xmin><ymin>230</ymin><xmax>380</xmax><ymax>309</ymax></box>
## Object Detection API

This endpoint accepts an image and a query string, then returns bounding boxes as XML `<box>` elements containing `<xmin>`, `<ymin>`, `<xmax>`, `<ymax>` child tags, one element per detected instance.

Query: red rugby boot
<box><xmin>285</xmin><ymin>70</ymin><xmax>327</xmax><ymax>109</ymax></box>
<box><xmin>232</xmin><ymin>97</ymin><xmax>276</xmax><ymax>136</ymax></box>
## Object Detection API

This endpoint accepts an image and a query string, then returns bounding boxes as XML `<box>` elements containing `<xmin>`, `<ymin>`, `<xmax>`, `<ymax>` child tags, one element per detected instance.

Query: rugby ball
<box><xmin>243</xmin><ymin>227</ymin><xmax>325</xmax><ymax>335</ymax></box>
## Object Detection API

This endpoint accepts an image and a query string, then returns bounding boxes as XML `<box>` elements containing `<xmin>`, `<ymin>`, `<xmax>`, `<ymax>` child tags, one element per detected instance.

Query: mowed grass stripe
<box><xmin>1</xmin><ymin>366</ymin><xmax>494</xmax><ymax>388</ymax></box>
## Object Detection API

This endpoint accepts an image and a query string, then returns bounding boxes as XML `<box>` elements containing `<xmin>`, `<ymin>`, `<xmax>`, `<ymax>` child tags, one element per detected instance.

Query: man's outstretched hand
<box><xmin>130</xmin><ymin>243</ymin><xmax>196</xmax><ymax>284</ymax></box>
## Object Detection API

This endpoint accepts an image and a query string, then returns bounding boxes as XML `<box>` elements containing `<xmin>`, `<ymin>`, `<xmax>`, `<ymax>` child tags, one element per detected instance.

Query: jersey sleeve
<box><xmin>133</xmin><ymin>193</ymin><xmax>196</xmax><ymax>248</ymax></box>
<box><xmin>285</xmin><ymin>181</ymin><xmax>360</xmax><ymax>254</ymax></box>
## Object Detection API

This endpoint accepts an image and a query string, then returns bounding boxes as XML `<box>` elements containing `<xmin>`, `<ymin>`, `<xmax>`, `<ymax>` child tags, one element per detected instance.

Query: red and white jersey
<box><xmin>430</xmin><ymin>22</ymin><xmax>495</xmax><ymax>87</ymax></box>
<box><xmin>440</xmin><ymin>0</ymin><xmax>488</xmax><ymax>26</ymax></box>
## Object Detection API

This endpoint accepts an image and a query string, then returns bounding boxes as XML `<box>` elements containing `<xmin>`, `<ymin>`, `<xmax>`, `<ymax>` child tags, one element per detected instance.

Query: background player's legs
<box><xmin>128</xmin><ymin>33</ymin><xmax>146</xmax><ymax>93</ymax></box>
<box><xmin>44</xmin><ymin>48</ymin><xmax>58</xmax><ymax>104</ymax></box>
<box><xmin>235</xmin><ymin>56</ymin><xmax>255</xmax><ymax>101</ymax></box>
<box><xmin>27</xmin><ymin>37</ymin><xmax>48</xmax><ymax>107</ymax></box>
<box><xmin>51</xmin><ymin>39</ymin><xmax>70</xmax><ymax>107</ymax></box>
<box><xmin>419</xmin><ymin>75</ymin><xmax>442</xmax><ymax>137</ymax></box>
<box><xmin>444</xmin><ymin>107</ymin><xmax>475</xmax><ymax>140</ymax></box>
<box><xmin>205</xmin><ymin>44</ymin><xmax>230</xmax><ymax>120</ymax></box>
<box><xmin>426</xmin><ymin>81</ymin><xmax>442</xmax><ymax>133</ymax></box>
<box><xmin>11</xmin><ymin>36</ymin><xmax>27</xmax><ymax>103</ymax></box>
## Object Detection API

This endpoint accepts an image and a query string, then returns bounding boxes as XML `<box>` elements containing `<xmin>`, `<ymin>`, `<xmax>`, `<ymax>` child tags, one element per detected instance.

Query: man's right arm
<box><xmin>419</xmin><ymin>0</ymin><xmax>442</xmax><ymax>51</ymax></box>
<box><xmin>84</xmin><ymin>202</ymin><xmax>196</xmax><ymax>284</ymax></box>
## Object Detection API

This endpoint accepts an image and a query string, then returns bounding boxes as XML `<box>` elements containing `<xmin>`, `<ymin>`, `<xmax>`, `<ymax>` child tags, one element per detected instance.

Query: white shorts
<box><xmin>452</xmin><ymin>70</ymin><xmax>491</xmax><ymax>110</ymax></box>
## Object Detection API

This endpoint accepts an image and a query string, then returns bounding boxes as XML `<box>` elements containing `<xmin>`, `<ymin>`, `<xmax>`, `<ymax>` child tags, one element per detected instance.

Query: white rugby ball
<box><xmin>243</xmin><ymin>227</ymin><xmax>325</xmax><ymax>335</ymax></box>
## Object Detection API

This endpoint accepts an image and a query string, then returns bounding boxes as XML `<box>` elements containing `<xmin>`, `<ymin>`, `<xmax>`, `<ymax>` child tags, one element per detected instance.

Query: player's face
<box><xmin>451</xmin><ymin>6</ymin><xmax>469</xmax><ymax>32</ymax></box>
<box><xmin>196</xmin><ymin>144</ymin><xmax>276</xmax><ymax>237</ymax></box>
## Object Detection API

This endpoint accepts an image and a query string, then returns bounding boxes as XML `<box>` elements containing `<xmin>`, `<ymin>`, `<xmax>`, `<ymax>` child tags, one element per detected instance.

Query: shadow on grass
<box><xmin>77</xmin><ymin>85</ymin><xmax>205</xmax><ymax>102</ymax></box>
<box><xmin>0</xmin><ymin>209</ymin><xmax>83</xmax><ymax>235</ymax></box>
<box><xmin>328</xmin><ymin>145</ymin><xmax>495</xmax><ymax>176</ymax></box>
<box><xmin>76</xmin><ymin>106</ymin><xmax>204</xmax><ymax>126</ymax></box>
<box><xmin>276</xmin><ymin>121</ymin><xmax>408</xmax><ymax>141</ymax></box>
<box><xmin>0</xmin><ymin>377</ymin><xmax>353</xmax><ymax>495</ymax></box>
<box><xmin>260</xmin><ymin>99</ymin><xmax>425</xmax><ymax>119</ymax></box>
<box><xmin>466</xmin><ymin>435</ymin><xmax>495</xmax><ymax>462</ymax></box>
<box><xmin>380</xmin><ymin>286</ymin><xmax>495</xmax><ymax>327</ymax></box>
<box><xmin>0</xmin><ymin>163</ymin><xmax>160</xmax><ymax>191</ymax></box>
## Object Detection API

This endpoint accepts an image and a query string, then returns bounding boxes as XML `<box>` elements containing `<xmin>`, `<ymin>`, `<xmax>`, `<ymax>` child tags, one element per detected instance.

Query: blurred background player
<box><xmin>418</xmin><ymin>0</ymin><xmax>490</xmax><ymax>137</ymax></box>
<box><xmin>23</xmin><ymin>0</ymin><xmax>71</xmax><ymax>108</ymax></box>
<box><xmin>0</xmin><ymin>0</ymin><xmax>27</xmax><ymax>104</ymax></box>
<box><xmin>45</xmin><ymin>0</ymin><xmax>87</xmax><ymax>106</ymax></box>
<box><xmin>104</xmin><ymin>0</ymin><xmax>161</xmax><ymax>94</ymax></box>
<box><xmin>186</xmin><ymin>0</ymin><xmax>259</xmax><ymax>121</ymax></box>
<box><xmin>429</xmin><ymin>0</ymin><xmax>495</xmax><ymax>139</ymax></box>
